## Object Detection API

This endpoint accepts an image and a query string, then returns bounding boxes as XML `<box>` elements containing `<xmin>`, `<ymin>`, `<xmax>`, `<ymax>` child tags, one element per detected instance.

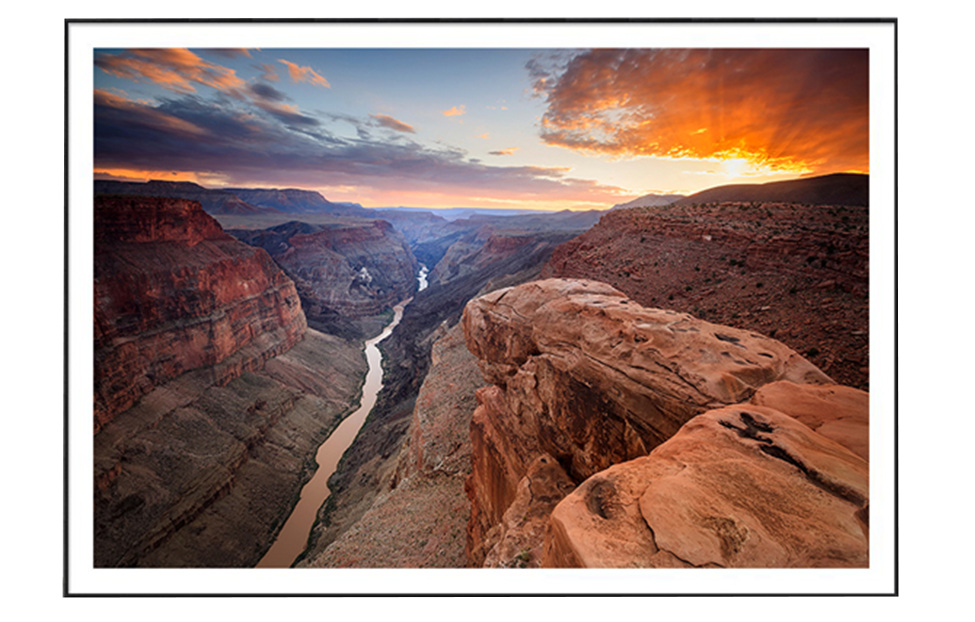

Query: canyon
<box><xmin>93</xmin><ymin>195</ymin><xmax>370</xmax><ymax>567</ymax></box>
<box><xmin>92</xmin><ymin>173</ymin><xmax>871</xmax><ymax>571</ymax></box>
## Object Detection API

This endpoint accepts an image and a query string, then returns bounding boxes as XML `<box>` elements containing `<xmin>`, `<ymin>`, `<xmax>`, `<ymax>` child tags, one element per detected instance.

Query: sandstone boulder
<box><xmin>544</xmin><ymin>405</ymin><xmax>869</xmax><ymax>568</ymax></box>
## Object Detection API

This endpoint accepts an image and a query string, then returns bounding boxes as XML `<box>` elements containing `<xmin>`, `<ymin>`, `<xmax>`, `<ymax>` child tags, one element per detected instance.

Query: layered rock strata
<box><xmin>93</xmin><ymin>195</ymin><xmax>369</xmax><ymax>567</ymax></box>
<box><xmin>230</xmin><ymin>220</ymin><xmax>417</xmax><ymax>331</ymax></box>
<box><xmin>462</xmin><ymin>278</ymin><xmax>867</xmax><ymax>568</ymax></box>
<box><xmin>94</xmin><ymin>195</ymin><xmax>307</xmax><ymax>433</ymax></box>
<box><xmin>94</xmin><ymin>329</ymin><xmax>367</xmax><ymax>567</ymax></box>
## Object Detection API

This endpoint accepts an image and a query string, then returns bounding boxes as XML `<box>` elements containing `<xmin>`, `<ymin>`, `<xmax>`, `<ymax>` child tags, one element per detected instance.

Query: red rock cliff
<box><xmin>462</xmin><ymin>279</ymin><xmax>867</xmax><ymax>568</ymax></box>
<box><xmin>232</xmin><ymin>219</ymin><xmax>418</xmax><ymax>323</ymax></box>
<box><xmin>94</xmin><ymin>195</ymin><xmax>307</xmax><ymax>433</ymax></box>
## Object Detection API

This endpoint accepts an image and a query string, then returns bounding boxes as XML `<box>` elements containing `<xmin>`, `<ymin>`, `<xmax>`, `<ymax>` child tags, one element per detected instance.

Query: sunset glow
<box><xmin>94</xmin><ymin>48</ymin><xmax>869</xmax><ymax>210</ymax></box>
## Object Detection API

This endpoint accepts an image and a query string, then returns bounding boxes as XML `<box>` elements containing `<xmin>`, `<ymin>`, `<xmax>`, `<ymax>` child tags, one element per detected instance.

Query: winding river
<box><xmin>256</xmin><ymin>298</ymin><xmax>410</xmax><ymax>568</ymax></box>
<box><xmin>256</xmin><ymin>268</ymin><xmax>428</xmax><ymax>568</ymax></box>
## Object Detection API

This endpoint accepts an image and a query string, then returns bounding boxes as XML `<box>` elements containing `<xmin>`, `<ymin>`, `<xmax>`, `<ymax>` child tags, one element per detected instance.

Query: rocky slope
<box><xmin>295</xmin><ymin>231</ymin><xmax>579</xmax><ymax>566</ymax></box>
<box><xmin>462</xmin><ymin>279</ymin><xmax>868</xmax><ymax>568</ymax></box>
<box><xmin>544</xmin><ymin>197</ymin><xmax>868</xmax><ymax>389</ymax></box>
<box><xmin>93</xmin><ymin>196</ymin><xmax>369</xmax><ymax>567</ymax></box>
<box><xmin>94</xmin><ymin>195</ymin><xmax>307</xmax><ymax>433</ymax></box>
<box><xmin>301</xmin><ymin>322</ymin><xmax>483</xmax><ymax>567</ymax></box>
<box><xmin>229</xmin><ymin>220</ymin><xmax>418</xmax><ymax>339</ymax></box>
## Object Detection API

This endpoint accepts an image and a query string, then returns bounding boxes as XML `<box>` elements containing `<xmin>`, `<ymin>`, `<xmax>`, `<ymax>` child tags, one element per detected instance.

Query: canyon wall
<box><xmin>94</xmin><ymin>195</ymin><xmax>307</xmax><ymax>433</ymax></box>
<box><xmin>462</xmin><ymin>279</ymin><xmax>868</xmax><ymax>568</ymax></box>
<box><xmin>93</xmin><ymin>196</ymin><xmax>369</xmax><ymax>567</ymax></box>
<box><xmin>230</xmin><ymin>220</ymin><xmax>417</xmax><ymax>337</ymax></box>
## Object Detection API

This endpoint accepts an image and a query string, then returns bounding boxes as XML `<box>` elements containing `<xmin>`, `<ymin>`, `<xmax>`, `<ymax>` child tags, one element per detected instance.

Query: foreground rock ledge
<box><xmin>461</xmin><ymin>278</ymin><xmax>867</xmax><ymax>568</ymax></box>
<box><xmin>545</xmin><ymin>405</ymin><xmax>868</xmax><ymax>568</ymax></box>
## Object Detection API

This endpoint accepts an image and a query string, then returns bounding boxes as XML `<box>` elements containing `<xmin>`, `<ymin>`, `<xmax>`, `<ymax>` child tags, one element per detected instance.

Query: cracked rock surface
<box><xmin>461</xmin><ymin>279</ymin><xmax>852</xmax><ymax>567</ymax></box>
<box><xmin>544</xmin><ymin>405</ymin><xmax>868</xmax><ymax>568</ymax></box>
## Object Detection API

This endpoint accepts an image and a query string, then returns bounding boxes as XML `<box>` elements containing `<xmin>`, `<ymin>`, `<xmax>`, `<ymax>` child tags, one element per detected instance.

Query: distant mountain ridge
<box><xmin>611</xmin><ymin>192</ymin><xmax>686</xmax><ymax>210</ymax></box>
<box><xmin>676</xmin><ymin>172</ymin><xmax>868</xmax><ymax>207</ymax></box>
<box><xmin>223</xmin><ymin>187</ymin><xmax>372</xmax><ymax>217</ymax></box>
<box><xmin>94</xmin><ymin>180</ymin><xmax>371</xmax><ymax>217</ymax></box>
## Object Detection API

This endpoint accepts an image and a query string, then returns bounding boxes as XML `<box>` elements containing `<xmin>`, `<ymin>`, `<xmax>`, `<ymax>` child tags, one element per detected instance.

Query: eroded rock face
<box><xmin>750</xmin><ymin>380</ymin><xmax>869</xmax><ymax>460</ymax></box>
<box><xmin>461</xmin><ymin>278</ymin><xmax>838</xmax><ymax>566</ymax></box>
<box><xmin>544</xmin><ymin>405</ymin><xmax>869</xmax><ymax>568</ymax></box>
<box><xmin>94</xmin><ymin>196</ymin><xmax>307</xmax><ymax>433</ymax></box>
<box><xmin>231</xmin><ymin>219</ymin><xmax>418</xmax><ymax>323</ymax></box>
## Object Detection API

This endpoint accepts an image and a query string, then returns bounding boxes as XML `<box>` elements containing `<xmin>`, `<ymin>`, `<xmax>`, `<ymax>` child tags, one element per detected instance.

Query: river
<box><xmin>256</xmin><ymin>297</ymin><xmax>410</xmax><ymax>568</ymax></box>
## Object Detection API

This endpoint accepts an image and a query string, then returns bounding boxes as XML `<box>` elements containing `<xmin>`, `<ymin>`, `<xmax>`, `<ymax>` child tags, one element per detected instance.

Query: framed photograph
<box><xmin>66</xmin><ymin>18</ymin><xmax>897</xmax><ymax>596</ymax></box>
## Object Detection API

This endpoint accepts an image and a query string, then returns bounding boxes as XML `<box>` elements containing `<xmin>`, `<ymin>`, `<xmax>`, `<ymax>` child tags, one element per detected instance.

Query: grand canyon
<box><xmin>88</xmin><ymin>46</ymin><xmax>875</xmax><ymax>578</ymax></box>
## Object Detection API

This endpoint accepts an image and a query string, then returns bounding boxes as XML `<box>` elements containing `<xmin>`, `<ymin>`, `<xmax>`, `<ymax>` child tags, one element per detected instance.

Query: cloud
<box><xmin>278</xmin><ymin>59</ymin><xmax>330</xmax><ymax>88</ymax></box>
<box><xmin>93</xmin><ymin>89</ymin><xmax>626</xmax><ymax>205</ymax></box>
<box><xmin>476</xmin><ymin>133</ymin><xmax>490</xmax><ymax>139</ymax></box>
<box><xmin>254</xmin><ymin>63</ymin><xmax>280</xmax><ymax>82</ymax></box>
<box><xmin>533</xmin><ymin>49</ymin><xmax>869</xmax><ymax>174</ymax></box>
<box><xmin>248</xmin><ymin>82</ymin><xmax>289</xmax><ymax>102</ymax></box>
<box><xmin>203</xmin><ymin>48</ymin><xmax>253</xmax><ymax>59</ymax></box>
<box><xmin>370</xmin><ymin>114</ymin><xmax>416</xmax><ymax>133</ymax></box>
<box><xmin>95</xmin><ymin>48</ymin><xmax>246</xmax><ymax>97</ymax></box>
<box><xmin>253</xmin><ymin>100</ymin><xmax>321</xmax><ymax>126</ymax></box>
<box><xmin>443</xmin><ymin>105</ymin><xmax>466</xmax><ymax>117</ymax></box>
<box><xmin>489</xmin><ymin>148</ymin><xmax>519</xmax><ymax>156</ymax></box>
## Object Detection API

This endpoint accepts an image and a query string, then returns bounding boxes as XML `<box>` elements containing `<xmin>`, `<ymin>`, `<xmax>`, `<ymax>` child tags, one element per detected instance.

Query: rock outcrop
<box><xmin>230</xmin><ymin>220</ymin><xmax>417</xmax><ymax>334</ymax></box>
<box><xmin>545</xmin><ymin>405</ymin><xmax>868</xmax><ymax>568</ymax></box>
<box><xmin>94</xmin><ymin>195</ymin><xmax>307</xmax><ymax>432</ymax></box>
<box><xmin>462</xmin><ymin>279</ymin><xmax>868</xmax><ymax>568</ymax></box>
<box><xmin>543</xmin><ymin>196</ymin><xmax>868</xmax><ymax>389</ymax></box>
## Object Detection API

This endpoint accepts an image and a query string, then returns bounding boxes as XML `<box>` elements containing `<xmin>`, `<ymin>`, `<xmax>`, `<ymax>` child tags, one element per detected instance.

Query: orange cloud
<box><xmin>489</xmin><ymin>147</ymin><xmax>519</xmax><ymax>156</ymax></box>
<box><xmin>94</xmin><ymin>88</ymin><xmax>209</xmax><ymax>136</ymax></box>
<box><xmin>476</xmin><ymin>132</ymin><xmax>490</xmax><ymax>139</ymax></box>
<box><xmin>95</xmin><ymin>49</ymin><xmax>246</xmax><ymax>96</ymax></box>
<box><xmin>535</xmin><ymin>49</ymin><xmax>869</xmax><ymax>175</ymax></box>
<box><xmin>443</xmin><ymin>105</ymin><xmax>466</xmax><ymax>117</ymax></box>
<box><xmin>278</xmin><ymin>59</ymin><xmax>330</xmax><ymax>88</ymax></box>
<box><xmin>370</xmin><ymin>113</ymin><xmax>416</xmax><ymax>133</ymax></box>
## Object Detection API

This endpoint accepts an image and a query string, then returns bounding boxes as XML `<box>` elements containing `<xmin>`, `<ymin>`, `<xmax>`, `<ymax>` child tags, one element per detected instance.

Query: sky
<box><xmin>93</xmin><ymin>47</ymin><xmax>869</xmax><ymax>211</ymax></box>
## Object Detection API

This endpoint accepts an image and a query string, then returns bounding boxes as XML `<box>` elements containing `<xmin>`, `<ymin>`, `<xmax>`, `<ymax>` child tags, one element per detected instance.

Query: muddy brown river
<box><xmin>256</xmin><ymin>298</ymin><xmax>410</xmax><ymax>568</ymax></box>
